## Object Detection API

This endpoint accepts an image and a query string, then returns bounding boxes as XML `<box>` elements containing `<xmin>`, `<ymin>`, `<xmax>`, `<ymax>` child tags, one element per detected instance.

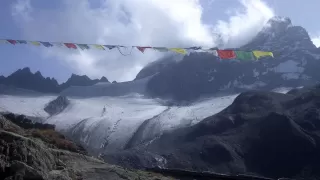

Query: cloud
<box><xmin>11</xmin><ymin>0</ymin><xmax>33</xmax><ymax>21</ymax></box>
<box><xmin>312</xmin><ymin>35</ymin><xmax>320</xmax><ymax>47</ymax></box>
<box><xmin>11</xmin><ymin>0</ymin><xmax>274</xmax><ymax>82</ymax></box>
<box><xmin>213</xmin><ymin>0</ymin><xmax>274</xmax><ymax>48</ymax></box>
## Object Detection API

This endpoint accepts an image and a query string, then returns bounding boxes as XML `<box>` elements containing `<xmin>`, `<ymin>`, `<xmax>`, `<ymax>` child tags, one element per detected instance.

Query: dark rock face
<box><xmin>103</xmin><ymin>84</ymin><xmax>320</xmax><ymax>179</ymax></box>
<box><xmin>44</xmin><ymin>96</ymin><xmax>70</xmax><ymax>116</ymax></box>
<box><xmin>143</xmin><ymin>17</ymin><xmax>320</xmax><ymax>101</ymax></box>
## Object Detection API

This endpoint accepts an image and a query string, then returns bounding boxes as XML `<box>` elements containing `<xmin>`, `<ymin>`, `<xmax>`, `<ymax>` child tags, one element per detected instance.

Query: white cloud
<box><xmin>11</xmin><ymin>0</ymin><xmax>274</xmax><ymax>82</ymax></box>
<box><xmin>11</xmin><ymin>0</ymin><xmax>33</xmax><ymax>21</ymax></box>
<box><xmin>312</xmin><ymin>35</ymin><xmax>320</xmax><ymax>47</ymax></box>
<box><xmin>213</xmin><ymin>0</ymin><xmax>274</xmax><ymax>48</ymax></box>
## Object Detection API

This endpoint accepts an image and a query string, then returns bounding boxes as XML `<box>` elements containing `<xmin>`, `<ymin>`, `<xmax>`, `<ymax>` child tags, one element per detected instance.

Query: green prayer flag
<box><xmin>235</xmin><ymin>51</ymin><xmax>255</xmax><ymax>61</ymax></box>
<box><xmin>153</xmin><ymin>47</ymin><xmax>168</xmax><ymax>52</ymax></box>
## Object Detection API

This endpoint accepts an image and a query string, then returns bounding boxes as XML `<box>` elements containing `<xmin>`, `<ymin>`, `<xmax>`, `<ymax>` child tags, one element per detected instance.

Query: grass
<box><xmin>29</xmin><ymin>129</ymin><xmax>83</xmax><ymax>153</ymax></box>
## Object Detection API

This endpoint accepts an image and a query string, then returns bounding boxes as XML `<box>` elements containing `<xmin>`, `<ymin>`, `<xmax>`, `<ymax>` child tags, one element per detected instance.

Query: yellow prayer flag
<box><xmin>253</xmin><ymin>51</ymin><xmax>274</xmax><ymax>59</ymax></box>
<box><xmin>30</xmin><ymin>41</ymin><xmax>41</xmax><ymax>46</ymax></box>
<box><xmin>169</xmin><ymin>48</ymin><xmax>187</xmax><ymax>55</ymax></box>
<box><xmin>94</xmin><ymin>44</ymin><xmax>105</xmax><ymax>50</ymax></box>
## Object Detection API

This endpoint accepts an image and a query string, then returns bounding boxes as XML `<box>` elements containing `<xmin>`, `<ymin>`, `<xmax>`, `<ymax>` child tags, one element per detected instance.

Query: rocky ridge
<box><xmin>0</xmin><ymin>68</ymin><xmax>110</xmax><ymax>94</ymax></box>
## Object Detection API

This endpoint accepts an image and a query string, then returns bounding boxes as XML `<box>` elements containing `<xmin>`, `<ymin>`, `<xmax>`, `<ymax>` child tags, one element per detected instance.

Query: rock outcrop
<box><xmin>44</xmin><ymin>96</ymin><xmax>70</xmax><ymax>116</ymax></box>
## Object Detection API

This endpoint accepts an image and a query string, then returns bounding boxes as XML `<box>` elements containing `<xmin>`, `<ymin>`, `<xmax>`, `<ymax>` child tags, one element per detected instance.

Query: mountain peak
<box><xmin>267</xmin><ymin>16</ymin><xmax>292</xmax><ymax>27</ymax></box>
<box><xmin>35</xmin><ymin>71</ymin><xmax>43</xmax><ymax>78</ymax></box>
<box><xmin>260</xmin><ymin>16</ymin><xmax>292</xmax><ymax>37</ymax></box>
<box><xmin>15</xmin><ymin>67</ymin><xmax>31</xmax><ymax>74</ymax></box>
<box><xmin>100</xmin><ymin>76</ymin><xmax>109</xmax><ymax>82</ymax></box>
<box><xmin>241</xmin><ymin>16</ymin><xmax>315</xmax><ymax>52</ymax></box>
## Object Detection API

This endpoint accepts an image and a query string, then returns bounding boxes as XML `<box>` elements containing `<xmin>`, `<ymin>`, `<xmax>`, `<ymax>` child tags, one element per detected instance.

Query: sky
<box><xmin>0</xmin><ymin>0</ymin><xmax>320</xmax><ymax>83</ymax></box>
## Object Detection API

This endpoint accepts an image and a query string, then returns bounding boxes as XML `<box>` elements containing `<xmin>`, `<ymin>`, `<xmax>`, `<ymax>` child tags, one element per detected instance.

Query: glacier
<box><xmin>0</xmin><ymin>82</ymin><xmax>294</xmax><ymax>155</ymax></box>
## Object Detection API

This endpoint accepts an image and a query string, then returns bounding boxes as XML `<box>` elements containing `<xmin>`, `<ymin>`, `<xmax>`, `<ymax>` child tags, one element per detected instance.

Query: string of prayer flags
<box><xmin>0</xmin><ymin>38</ymin><xmax>274</xmax><ymax>60</ymax></box>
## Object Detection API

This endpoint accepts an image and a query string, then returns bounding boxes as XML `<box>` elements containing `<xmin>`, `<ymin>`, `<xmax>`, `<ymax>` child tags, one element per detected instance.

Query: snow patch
<box><xmin>0</xmin><ymin>95</ymin><xmax>54</xmax><ymax>118</ymax></box>
<box><xmin>273</xmin><ymin>60</ymin><xmax>304</xmax><ymax>73</ymax></box>
<box><xmin>281</xmin><ymin>73</ymin><xmax>300</xmax><ymax>80</ymax></box>
<box><xmin>208</xmin><ymin>76</ymin><xmax>215</xmax><ymax>82</ymax></box>
<box><xmin>305</xmin><ymin>51</ymin><xmax>320</xmax><ymax>60</ymax></box>
<box><xmin>237</xmin><ymin>81</ymin><xmax>266</xmax><ymax>89</ymax></box>
<box><xmin>253</xmin><ymin>68</ymin><xmax>260</xmax><ymax>77</ymax></box>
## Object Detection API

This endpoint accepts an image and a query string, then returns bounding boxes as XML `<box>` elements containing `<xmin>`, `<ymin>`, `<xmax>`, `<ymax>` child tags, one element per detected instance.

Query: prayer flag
<box><xmin>169</xmin><ymin>48</ymin><xmax>187</xmax><ymax>55</ymax></box>
<box><xmin>153</xmin><ymin>47</ymin><xmax>168</xmax><ymax>52</ymax></box>
<box><xmin>64</xmin><ymin>43</ymin><xmax>77</xmax><ymax>49</ymax></box>
<box><xmin>78</xmin><ymin>44</ymin><xmax>90</xmax><ymax>50</ymax></box>
<box><xmin>94</xmin><ymin>44</ymin><xmax>105</xmax><ymax>50</ymax></box>
<box><xmin>104</xmin><ymin>45</ymin><xmax>116</xmax><ymax>50</ymax></box>
<box><xmin>217</xmin><ymin>50</ymin><xmax>236</xmax><ymax>59</ymax></box>
<box><xmin>253</xmin><ymin>51</ymin><xmax>274</xmax><ymax>59</ymax></box>
<box><xmin>17</xmin><ymin>40</ymin><xmax>27</xmax><ymax>44</ymax></box>
<box><xmin>235</xmin><ymin>51</ymin><xmax>255</xmax><ymax>61</ymax></box>
<box><xmin>7</xmin><ymin>40</ymin><xmax>17</xmax><ymax>45</ymax></box>
<box><xmin>40</xmin><ymin>42</ymin><xmax>53</xmax><ymax>47</ymax></box>
<box><xmin>30</xmin><ymin>41</ymin><xmax>41</xmax><ymax>46</ymax></box>
<box><xmin>137</xmin><ymin>46</ymin><xmax>152</xmax><ymax>53</ymax></box>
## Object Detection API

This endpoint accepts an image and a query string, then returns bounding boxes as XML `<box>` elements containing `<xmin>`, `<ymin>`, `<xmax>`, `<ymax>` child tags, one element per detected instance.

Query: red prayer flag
<box><xmin>137</xmin><ymin>46</ymin><xmax>151</xmax><ymax>53</ymax></box>
<box><xmin>7</xmin><ymin>39</ymin><xmax>17</xmax><ymax>45</ymax></box>
<box><xmin>64</xmin><ymin>43</ymin><xmax>77</xmax><ymax>49</ymax></box>
<box><xmin>217</xmin><ymin>50</ymin><xmax>236</xmax><ymax>59</ymax></box>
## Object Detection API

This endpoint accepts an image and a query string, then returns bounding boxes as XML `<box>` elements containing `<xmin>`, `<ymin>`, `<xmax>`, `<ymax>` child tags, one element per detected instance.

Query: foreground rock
<box><xmin>0</xmin><ymin>115</ymin><xmax>174</xmax><ymax>180</ymax></box>
<box><xmin>103</xmin><ymin>84</ymin><xmax>320</xmax><ymax>179</ymax></box>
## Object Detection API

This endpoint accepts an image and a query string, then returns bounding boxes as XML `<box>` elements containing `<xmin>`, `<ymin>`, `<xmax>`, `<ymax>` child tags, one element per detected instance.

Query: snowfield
<box><xmin>0</xmin><ymin>86</ymin><xmax>294</xmax><ymax>154</ymax></box>
<box><xmin>0</xmin><ymin>95</ymin><xmax>55</xmax><ymax>118</ymax></box>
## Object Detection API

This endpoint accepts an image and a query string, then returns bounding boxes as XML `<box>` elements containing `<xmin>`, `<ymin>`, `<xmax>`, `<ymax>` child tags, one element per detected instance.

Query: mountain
<box><xmin>134</xmin><ymin>54</ymin><xmax>183</xmax><ymax>80</ymax></box>
<box><xmin>0</xmin><ymin>67</ymin><xmax>60</xmax><ymax>93</ymax></box>
<box><xmin>60</xmin><ymin>74</ymin><xmax>109</xmax><ymax>90</ymax></box>
<box><xmin>103</xmin><ymin>84</ymin><xmax>320</xmax><ymax>179</ymax></box>
<box><xmin>143</xmin><ymin>16</ymin><xmax>320</xmax><ymax>102</ymax></box>
<box><xmin>0</xmin><ymin>69</ymin><xmax>110</xmax><ymax>94</ymax></box>
<box><xmin>242</xmin><ymin>16</ymin><xmax>316</xmax><ymax>53</ymax></box>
